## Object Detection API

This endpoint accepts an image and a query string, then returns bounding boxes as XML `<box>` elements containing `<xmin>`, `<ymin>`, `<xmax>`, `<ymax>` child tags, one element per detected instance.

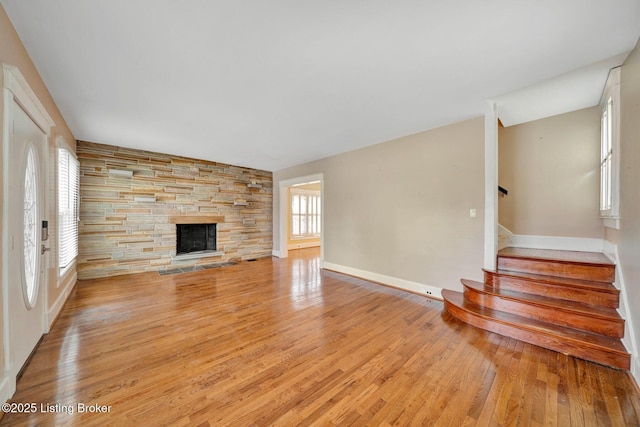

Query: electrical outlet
<box><xmin>469</xmin><ymin>208</ymin><xmax>477</xmax><ymax>218</ymax></box>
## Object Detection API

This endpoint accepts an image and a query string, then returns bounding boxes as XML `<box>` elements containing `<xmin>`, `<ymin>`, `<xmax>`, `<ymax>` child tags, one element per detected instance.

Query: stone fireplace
<box><xmin>76</xmin><ymin>141</ymin><xmax>272</xmax><ymax>279</ymax></box>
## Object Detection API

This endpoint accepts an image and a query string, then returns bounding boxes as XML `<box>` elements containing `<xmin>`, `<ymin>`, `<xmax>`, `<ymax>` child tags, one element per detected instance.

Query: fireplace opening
<box><xmin>176</xmin><ymin>223</ymin><xmax>217</xmax><ymax>255</ymax></box>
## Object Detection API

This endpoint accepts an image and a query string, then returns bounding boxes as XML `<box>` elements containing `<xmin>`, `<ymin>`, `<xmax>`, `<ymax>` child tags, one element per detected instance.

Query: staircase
<box><xmin>442</xmin><ymin>247</ymin><xmax>631</xmax><ymax>370</ymax></box>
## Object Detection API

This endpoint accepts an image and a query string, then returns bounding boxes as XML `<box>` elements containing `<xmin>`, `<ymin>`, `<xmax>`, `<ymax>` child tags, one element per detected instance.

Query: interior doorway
<box><xmin>288</xmin><ymin>181</ymin><xmax>321</xmax><ymax>251</ymax></box>
<box><xmin>277</xmin><ymin>173</ymin><xmax>324</xmax><ymax>261</ymax></box>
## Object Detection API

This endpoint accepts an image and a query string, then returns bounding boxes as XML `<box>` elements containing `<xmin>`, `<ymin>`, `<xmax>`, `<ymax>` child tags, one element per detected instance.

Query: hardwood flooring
<box><xmin>3</xmin><ymin>248</ymin><xmax>639</xmax><ymax>426</ymax></box>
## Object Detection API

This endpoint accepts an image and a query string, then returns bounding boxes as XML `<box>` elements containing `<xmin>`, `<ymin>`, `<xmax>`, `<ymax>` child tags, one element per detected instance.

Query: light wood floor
<box><xmin>3</xmin><ymin>248</ymin><xmax>639</xmax><ymax>426</ymax></box>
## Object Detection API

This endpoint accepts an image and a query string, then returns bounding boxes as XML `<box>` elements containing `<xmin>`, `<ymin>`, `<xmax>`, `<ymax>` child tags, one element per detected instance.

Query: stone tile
<box><xmin>77</xmin><ymin>141</ymin><xmax>272</xmax><ymax>280</ymax></box>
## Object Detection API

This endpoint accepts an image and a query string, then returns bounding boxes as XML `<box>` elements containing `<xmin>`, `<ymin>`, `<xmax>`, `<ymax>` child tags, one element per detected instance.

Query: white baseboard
<box><xmin>632</xmin><ymin>355</ymin><xmax>640</xmax><ymax>387</ymax></box>
<box><xmin>288</xmin><ymin>241</ymin><xmax>320</xmax><ymax>250</ymax></box>
<box><xmin>605</xmin><ymin>244</ymin><xmax>639</xmax><ymax>380</ymax></box>
<box><xmin>498</xmin><ymin>224</ymin><xmax>514</xmax><ymax>236</ymax></box>
<box><xmin>0</xmin><ymin>370</ymin><xmax>15</xmax><ymax>404</ymax></box>
<box><xmin>603</xmin><ymin>239</ymin><xmax>616</xmax><ymax>263</ymax></box>
<box><xmin>509</xmin><ymin>235</ymin><xmax>604</xmax><ymax>253</ymax></box>
<box><xmin>608</xmin><ymin>247</ymin><xmax>637</xmax><ymax>357</ymax></box>
<box><xmin>272</xmin><ymin>249</ymin><xmax>283</xmax><ymax>258</ymax></box>
<box><xmin>48</xmin><ymin>271</ymin><xmax>77</xmax><ymax>329</ymax></box>
<box><xmin>322</xmin><ymin>262</ymin><xmax>442</xmax><ymax>300</ymax></box>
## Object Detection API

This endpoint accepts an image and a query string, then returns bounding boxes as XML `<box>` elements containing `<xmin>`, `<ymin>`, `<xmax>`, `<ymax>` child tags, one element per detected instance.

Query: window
<box><xmin>600</xmin><ymin>97</ymin><xmax>612</xmax><ymax>212</ymax></box>
<box><xmin>58</xmin><ymin>146</ymin><xmax>79</xmax><ymax>274</ymax></box>
<box><xmin>599</xmin><ymin>67</ymin><xmax>620</xmax><ymax>228</ymax></box>
<box><xmin>291</xmin><ymin>188</ymin><xmax>321</xmax><ymax>238</ymax></box>
<box><xmin>24</xmin><ymin>145</ymin><xmax>38</xmax><ymax>305</ymax></box>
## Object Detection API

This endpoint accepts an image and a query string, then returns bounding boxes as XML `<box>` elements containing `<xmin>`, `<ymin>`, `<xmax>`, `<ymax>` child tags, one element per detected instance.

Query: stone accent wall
<box><xmin>77</xmin><ymin>141</ymin><xmax>272</xmax><ymax>279</ymax></box>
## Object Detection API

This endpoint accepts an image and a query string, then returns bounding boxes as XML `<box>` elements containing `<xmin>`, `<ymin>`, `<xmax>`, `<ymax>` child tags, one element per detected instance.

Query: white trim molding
<box><xmin>498</xmin><ymin>224</ymin><xmax>514</xmax><ymax>237</ymax></box>
<box><xmin>172</xmin><ymin>251</ymin><xmax>224</xmax><ymax>261</ymax></box>
<box><xmin>56</xmin><ymin>135</ymin><xmax>76</xmax><ymax>155</ymax></box>
<box><xmin>484</xmin><ymin>102</ymin><xmax>498</xmax><ymax>270</ymax></box>
<box><xmin>2</xmin><ymin>64</ymin><xmax>55</xmax><ymax>134</ymax></box>
<box><xmin>2</xmin><ymin>63</ymin><xmax>55</xmax><ymax>403</ymax></box>
<box><xmin>0</xmin><ymin>372</ymin><xmax>12</xmax><ymax>408</ymax></box>
<box><xmin>276</xmin><ymin>173</ymin><xmax>324</xmax><ymax>260</ymax></box>
<box><xmin>599</xmin><ymin>67</ymin><xmax>621</xmax><ymax>224</ymax></box>
<box><xmin>509</xmin><ymin>235</ymin><xmax>605</xmax><ymax>253</ymax></box>
<box><xmin>602</xmin><ymin>217</ymin><xmax>620</xmax><ymax>230</ymax></box>
<box><xmin>323</xmin><ymin>262</ymin><xmax>442</xmax><ymax>300</ymax></box>
<box><xmin>47</xmin><ymin>271</ymin><xmax>77</xmax><ymax>329</ymax></box>
<box><xmin>603</xmin><ymin>239</ymin><xmax>617</xmax><ymax>264</ymax></box>
<box><xmin>603</xmin><ymin>242</ymin><xmax>639</xmax><ymax>384</ymax></box>
<box><xmin>498</xmin><ymin>224</ymin><xmax>514</xmax><ymax>250</ymax></box>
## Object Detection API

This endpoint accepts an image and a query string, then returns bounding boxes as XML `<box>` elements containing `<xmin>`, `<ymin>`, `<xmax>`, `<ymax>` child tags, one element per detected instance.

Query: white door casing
<box><xmin>7</xmin><ymin>99</ymin><xmax>47</xmax><ymax>380</ymax></box>
<box><xmin>276</xmin><ymin>173</ymin><xmax>324</xmax><ymax>261</ymax></box>
<box><xmin>1</xmin><ymin>64</ymin><xmax>55</xmax><ymax>400</ymax></box>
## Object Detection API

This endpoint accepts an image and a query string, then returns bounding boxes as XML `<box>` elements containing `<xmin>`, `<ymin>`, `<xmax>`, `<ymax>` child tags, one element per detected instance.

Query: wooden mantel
<box><xmin>169</xmin><ymin>215</ymin><xmax>225</xmax><ymax>224</ymax></box>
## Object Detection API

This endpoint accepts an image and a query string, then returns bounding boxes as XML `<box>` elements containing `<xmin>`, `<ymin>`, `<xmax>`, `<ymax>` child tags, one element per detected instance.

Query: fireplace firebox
<box><xmin>176</xmin><ymin>223</ymin><xmax>217</xmax><ymax>255</ymax></box>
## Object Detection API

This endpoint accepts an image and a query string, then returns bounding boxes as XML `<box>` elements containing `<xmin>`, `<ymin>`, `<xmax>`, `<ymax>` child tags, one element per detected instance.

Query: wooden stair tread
<box><xmin>444</xmin><ymin>247</ymin><xmax>627</xmax><ymax>369</ymax></box>
<box><xmin>497</xmin><ymin>249</ymin><xmax>614</xmax><ymax>282</ymax></box>
<box><xmin>498</xmin><ymin>247</ymin><xmax>613</xmax><ymax>266</ymax></box>
<box><xmin>483</xmin><ymin>268</ymin><xmax>619</xmax><ymax>294</ymax></box>
<box><xmin>442</xmin><ymin>290</ymin><xmax>628</xmax><ymax>354</ymax></box>
<box><xmin>461</xmin><ymin>279</ymin><xmax>622</xmax><ymax>321</ymax></box>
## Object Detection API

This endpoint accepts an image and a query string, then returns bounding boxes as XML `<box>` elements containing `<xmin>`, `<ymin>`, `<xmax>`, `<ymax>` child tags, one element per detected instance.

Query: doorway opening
<box><xmin>288</xmin><ymin>181</ymin><xmax>321</xmax><ymax>251</ymax></box>
<box><xmin>277</xmin><ymin>173</ymin><xmax>324</xmax><ymax>261</ymax></box>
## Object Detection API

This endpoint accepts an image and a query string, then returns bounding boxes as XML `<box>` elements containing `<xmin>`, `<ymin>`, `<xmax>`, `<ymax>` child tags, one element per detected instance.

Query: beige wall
<box><xmin>274</xmin><ymin>117</ymin><xmax>485</xmax><ymax>291</ymax></box>
<box><xmin>499</xmin><ymin>107</ymin><xmax>603</xmax><ymax>238</ymax></box>
<box><xmin>604</xmin><ymin>227</ymin><xmax>621</xmax><ymax>245</ymax></box>
<box><xmin>618</xmin><ymin>37</ymin><xmax>640</xmax><ymax>373</ymax></box>
<box><xmin>0</xmin><ymin>5</ymin><xmax>76</xmax><ymax>375</ymax></box>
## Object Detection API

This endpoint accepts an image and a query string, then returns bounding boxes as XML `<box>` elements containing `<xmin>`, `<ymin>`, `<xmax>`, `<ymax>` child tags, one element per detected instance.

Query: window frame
<box><xmin>599</xmin><ymin>67</ymin><xmax>621</xmax><ymax>229</ymax></box>
<box><xmin>290</xmin><ymin>188</ymin><xmax>321</xmax><ymax>239</ymax></box>
<box><xmin>57</xmin><ymin>139</ymin><xmax>79</xmax><ymax>278</ymax></box>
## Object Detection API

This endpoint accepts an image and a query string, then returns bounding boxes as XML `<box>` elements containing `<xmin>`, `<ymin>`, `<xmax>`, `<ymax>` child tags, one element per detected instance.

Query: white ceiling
<box><xmin>3</xmin><ymin>1</ymin><xmax>640</xmax><ymax>171</ymax></box>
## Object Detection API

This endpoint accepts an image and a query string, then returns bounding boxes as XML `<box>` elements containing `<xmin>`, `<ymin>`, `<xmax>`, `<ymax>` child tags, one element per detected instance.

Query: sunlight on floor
<box><xmin>289</xmin><ymin>248</ymin><xmax>323</xmax><ymax>310</ymax></box>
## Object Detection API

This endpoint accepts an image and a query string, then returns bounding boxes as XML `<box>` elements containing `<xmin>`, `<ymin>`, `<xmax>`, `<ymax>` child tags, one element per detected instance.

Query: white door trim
<box><xmin>1</xmin><ymin>64</ymin><xmax>55</xmax><ymax>402</ymax></box>
<box><xmin>2</xmin><ymin>65</ymin><xmax>54</xmax><ymax>134</ymax></box>
<box><xmin>276</xmin><ymin>173</ymin><xmax>324</xmax><ymax>262</ymax></box>
<box><xmin>484</xmin><ymin>102</ymin><xmax>498</xmax><ymax>270</ymax></box>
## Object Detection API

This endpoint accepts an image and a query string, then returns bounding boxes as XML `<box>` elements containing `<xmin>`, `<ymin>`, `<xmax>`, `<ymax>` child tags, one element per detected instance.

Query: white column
<box><xmin>484</xmin><ymin>102</ymin><xmax>498</xmax><ymax>270</ymax></box>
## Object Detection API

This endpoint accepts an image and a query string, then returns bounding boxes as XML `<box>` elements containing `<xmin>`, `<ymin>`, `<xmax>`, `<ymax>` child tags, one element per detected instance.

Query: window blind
<box><xmin>58</xmin><ymin>147</ymin><xmax>79</xmax><ymax>271</ymax></box>
<box><xmin>291</xmin><ymin>189</ymin><xmax>321</xmax><ymax>238</ymax></box>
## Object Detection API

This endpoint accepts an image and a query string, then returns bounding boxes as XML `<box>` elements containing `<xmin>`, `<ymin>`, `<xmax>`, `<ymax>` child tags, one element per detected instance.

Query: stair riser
<box><xmin>463</xmin><ymin>288</ymin><xmax>624</xmax><ymax>338</ymax></box>
<box><xmin>497</xmin><ymin>257</ymin><xmax>614</xmax><ymax>282</ymax></box>
<box><xmin>483</xmin><ymin>272</ymin><xmax>619</xmax><ymax>309</ymax></box>
<box><xmin>443</xmin><ymin>299</ymin><xmax>630</xmax><ymax>370</ymax></box>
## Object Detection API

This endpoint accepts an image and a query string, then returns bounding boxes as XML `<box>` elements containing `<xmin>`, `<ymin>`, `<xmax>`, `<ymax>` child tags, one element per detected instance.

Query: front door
<box><xmin>6</xmin><ymin>98</ymin><xmax>48</xmax><ymax>381</ymax></box>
